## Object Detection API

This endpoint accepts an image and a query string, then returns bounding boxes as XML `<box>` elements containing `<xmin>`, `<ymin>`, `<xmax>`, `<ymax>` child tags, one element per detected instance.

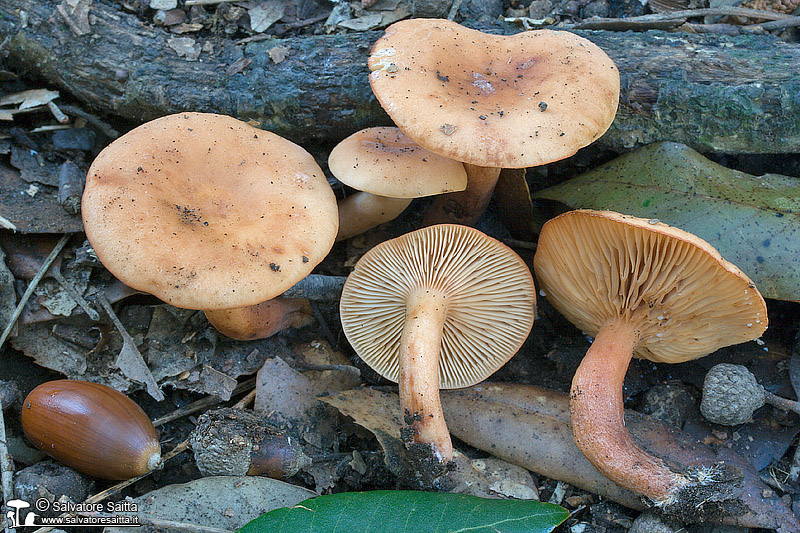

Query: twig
<box><xmin>570</xmin><ymin>6</ymin><xmax>792</xmax><ymax>30</ymax></box>
<box><xmin>31</xmin><ymin>439</ymin><xmax>191</xmax><ymax>533</ymax></box>
<box><xmin>310</xmin><ymin>301</ymin><xmax>338</xmax><ymax>350</ymax></box>
<box><xmin>754</xmin><ymin>15</ymin><xmax>800</xmax><ymax>31</ymax></box>
<box><xmin>281</xmin><ymin>274</ymin><xmax>346</xmax><ymax>301</ymax></box>
<box><xmin>232</xmin><ymin>388</ymin><xmax>256</xmax><ymax>410</ymax></box>
<box><xmin>151</xmin><ymin>377</ymin><xmax>256</xmax><ymax>427</ymax></box>
<box><xmin>273</xmin><ymin>12</ymin><xmax>331</xmax><ymax>35</ymax></box>
<box><xmin>57</xmin><ymin>104</ymin><xmax>119</xmax><ymax>140</ymax></box>
<box><xmin>0</xmin><ymin>234</ymin><xmax>69</xmax><ymax>353</ymax></box>
<box><xmin>97</xmin><ymin>293</ymin><xmax>164</xmax><ymax>401</ymax></box>
<box><xmin>447</xmin><ymin>0</ymin><xmax>463</xmax><ymax>20</ymax></box>
<box><xmin>50</xmin><ymin>269</ymin><xmax>100</xmax><ymax>320</ymax></box>
<box><xmin>501</xmin><ymin>237</ymin><xmax>537</xmax><ymax>250</ymax></box>
<box><xmin>0</xmin><ymin>406</ymin><xmax>13</xmax><ymax>533</ymax></box>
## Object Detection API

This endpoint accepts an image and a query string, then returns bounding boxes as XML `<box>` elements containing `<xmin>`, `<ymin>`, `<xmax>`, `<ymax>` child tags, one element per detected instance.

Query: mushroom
<box><xmin>339</xmin><ymin>224</ymin><xmax>536</xmax><ymax>462</ymax></box>
<box><xmin>533</xmin><ymin>209</ymin><xmax>768</xmax><ymax>506</ymax></box>
<box><xmin>82</xmin><ymin>112</ymin><xmax>338</xmax><ymax>337</ymax></box>
<box><xmin>368</xmin><ymin>19</ymin><xmax>619</xmax><ymax>226</ymax></box>
<box><xmin>701</xmin><ymin>363</ymin><xmax>800</xmax><ymax>425</ymax></box>
<box><xmin>328</xmin><ymin>127</ymin><xmax>467</xmax><ymax>241</ymax></box>
<box><xmin>204</xmin><ymin>297</ymin><xmax>313</xmax><ymax>341</ymax></box>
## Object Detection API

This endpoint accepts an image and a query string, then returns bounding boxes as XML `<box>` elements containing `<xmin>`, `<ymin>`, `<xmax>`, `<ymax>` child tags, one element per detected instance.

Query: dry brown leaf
<box><xmin>0</xmin><ymin>89</ymin><xmax>60</xmax><ymax>110</ymax></box>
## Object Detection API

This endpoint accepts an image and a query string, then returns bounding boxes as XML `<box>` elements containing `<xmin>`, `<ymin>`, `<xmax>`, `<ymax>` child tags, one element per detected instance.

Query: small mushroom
<box><xmin>204</xmin><ymin>297</ymin><xmax>313</xmax><ymax>341</ymax></box>
<box><xmin>368</xmin><ymin>19</ymin><xmax>619</xmax><ymax>226</ymax></box>
<box><xmin>340</xmin><ymin>224</ymin><xmax>536</xmax><ymax>462</ymax></box>
<box><xmin>533</xmin><ymin>209</ymin><xmax>768</xmax><ymax>506</ymax></box>
<box><xmin>329</xmin><ymin>127</ymin><xmax>467</xmax><ymax>241</ymax></box>
<box><xmin>701</xmin><ymin>363</ymin><xmax>800</xmax><ymax>425</ymax></box>
<box><xmin>82</xmin><ymin>113</ymin><xmax>339</xmax><ymax>338</ymax></box>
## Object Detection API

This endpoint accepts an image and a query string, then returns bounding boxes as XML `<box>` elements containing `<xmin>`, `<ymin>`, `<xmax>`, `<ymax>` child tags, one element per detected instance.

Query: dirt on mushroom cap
<box><xmin>82</xmin><ymin>113</ymin><xmax>338</xmax><ymax>310</ymax></box>
<box><xmin>368</xmin><ymin>19</ymin><xmax>620</xmax><ymax>169</ymax></box>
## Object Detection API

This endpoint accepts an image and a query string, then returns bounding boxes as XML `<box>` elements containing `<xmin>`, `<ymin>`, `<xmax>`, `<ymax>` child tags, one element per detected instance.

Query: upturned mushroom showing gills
<box><xmin>368</xmin><ymin>19</ymin><xmax>619</xmax><ymax>226</ymax></box>
<box><xmin>340</xmin><ymin>224</ymin><xmax>536</xmax><ymax>462</ymax></box>
<box><xmin>329</xmin><ymin>127</ymin><xmax>467</xmax><ymax>241</ymax></box>
<box><xmin>533</xmin><ymin>209</ymin><xmax>768</xmax><ymax>506</ymax></box>
<box><xmin>82</xmin><ymin>113</ymin><xmax>338</xmax><ymax>337</ymax></box>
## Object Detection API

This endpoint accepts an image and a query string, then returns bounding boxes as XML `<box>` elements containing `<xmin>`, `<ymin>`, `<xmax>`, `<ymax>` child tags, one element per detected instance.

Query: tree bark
<box><xmin>1</xmin><ymin>0</ymin><xmax>799</xmax><ymax>153</ymax></box>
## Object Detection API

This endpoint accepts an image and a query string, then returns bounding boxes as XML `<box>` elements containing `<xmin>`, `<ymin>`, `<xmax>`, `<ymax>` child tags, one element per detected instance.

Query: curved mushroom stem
<box><xmin>570</xmin><ymin>317</ymin><xmax>690</xmax><ymax>505</ymax></box>
<box><xmin>422</xmin><ymin>164</ymin><xmax>501</xmax><ymax>226</ymax></box>
<box><xmin>398</xmin><ymin>289</ymin><xmax>452</xmax><ymax>462</ymax></box>
<box><xmin>205</xmin><ymin>297</ymin><xmax>313</xmax><ymax>341</ymax></box>
<box><xmin>336</xmin><ymin>192</ymin><xmax>412</xmax><ymax>241</ymax></box>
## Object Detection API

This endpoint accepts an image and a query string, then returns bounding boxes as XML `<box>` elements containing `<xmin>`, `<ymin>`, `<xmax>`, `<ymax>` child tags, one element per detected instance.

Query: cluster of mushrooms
<box><xmin>68</xmin><ymin>18</ymin><xmax>770</xmax><ymax>510</ymax></box>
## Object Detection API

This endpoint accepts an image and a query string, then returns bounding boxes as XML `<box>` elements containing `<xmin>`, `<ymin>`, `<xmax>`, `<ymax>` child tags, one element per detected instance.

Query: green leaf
<box><xmin>534</xmin><ymin>141</ymin><xmax>800</xmax><ymax>302</ymax></box>
<box><xmin>238</xmin><ymin>490</ymin><xmax>569</xmax><ymax>533</ymax></box>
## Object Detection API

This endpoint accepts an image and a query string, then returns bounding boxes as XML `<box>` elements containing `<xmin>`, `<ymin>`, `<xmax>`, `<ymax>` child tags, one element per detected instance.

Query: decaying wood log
<box><xmin>1</xmin><ymin>0</ymin><xmax>799</xmax><ymax>153</ymax></box>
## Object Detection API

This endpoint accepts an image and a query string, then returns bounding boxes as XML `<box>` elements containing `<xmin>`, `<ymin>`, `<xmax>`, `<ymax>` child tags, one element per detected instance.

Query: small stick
<box><xmin>31</xmin><ymin>439</ymin><xmax>191</xmax><ymax>533</ymax></box>
<box><xmin>151</xmin><ymin>378</ymin><xmax>256</xmax><ymax>427</ymax></box>
<box><xmin>0</xmin><ymin>404</ymin><xmax>13</xmax><ymax>533</ymax></box>
<box><xmin>502</xmin><ymin>237</ymin><xmax>537</xmax><ymax>250</ymax></box>
<box><xmin>281</xmin><ymin>274</ymin><xmax>346</xmax><ymax>301</ymax></box>
<box><xmin>50</xmin><ymin>269</ymin><xmax>99</xmax><ymax>321</ymax></box>
<box><xmin>57</xmin><ymin>104</ymin><xmax>119</xmax><ymax>139</ymax></box>
<box><xmin>232</xmin><ymin>389</ymin><xmax>256</xmax><ymax>410</ymax></box>
<box><xmin>0</xmin><ymin>234</ymin><xmax>69</xmax><ymax>353</ymax></box>
<box><xmin>755</xmin><ymin>15</ymin><xmax>800</xmax><ymax>31</ymax></box>
<box><xmin>57</xmin><ymin>161</ymin><xmax>84</xmax><ymax>216</ymax></box>
<box><xmin>447</xmin><ymin>0</ymin><xmax>463</xmax><ymax>20</ymax></box>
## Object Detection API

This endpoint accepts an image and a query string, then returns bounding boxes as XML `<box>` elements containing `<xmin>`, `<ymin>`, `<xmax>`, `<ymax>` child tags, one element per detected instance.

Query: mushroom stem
<box><xmin>336</xmin><ymin>192</ymin><xmax>413</xmax><ymax>241</ymax></box>
<box><xmin>570</xmin><ymin>317</ymin><xmax>689</xmax><ymax>505</ymax></box>
<box><xmin>422</xmin><ymin>165</ymin><xmax>501</xmax><ymax>226</ymax></box>
<box><xmin>398</xmin><ymin>289</ymin><xmax>452</xmax><ymax>462</ymax></box>
<box><xmin>204</xmin><ymin>297</ymin><xmax>313</xmax><ymax>341</ymax></box>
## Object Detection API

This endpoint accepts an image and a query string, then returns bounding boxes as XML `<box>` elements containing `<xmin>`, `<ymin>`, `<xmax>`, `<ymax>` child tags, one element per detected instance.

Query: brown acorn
<box><xmin>21</xmin><ymin>380</ymin><xmax>161</xmax><ymax>480</ymax></box>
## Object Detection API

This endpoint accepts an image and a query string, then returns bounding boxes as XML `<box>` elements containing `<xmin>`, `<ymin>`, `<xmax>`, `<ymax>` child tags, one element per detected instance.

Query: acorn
<box><xmin>21</xmin><ymin>380</ymin><xmax>161</xmax><ymax>480</ymax></box>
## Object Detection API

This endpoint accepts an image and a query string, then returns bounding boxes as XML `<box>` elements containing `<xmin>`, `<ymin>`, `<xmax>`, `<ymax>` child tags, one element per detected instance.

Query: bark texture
<box><xmin>2</xmin><ymin>0</ymin><xmax>799</xmax><ymax>153</ymax></box>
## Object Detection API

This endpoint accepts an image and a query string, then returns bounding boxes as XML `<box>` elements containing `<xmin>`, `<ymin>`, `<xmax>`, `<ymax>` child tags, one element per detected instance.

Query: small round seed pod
<box><xmin>21</xmin><ymin>380</ymin><xmax>161</xmax><ymax>480</ymax></box>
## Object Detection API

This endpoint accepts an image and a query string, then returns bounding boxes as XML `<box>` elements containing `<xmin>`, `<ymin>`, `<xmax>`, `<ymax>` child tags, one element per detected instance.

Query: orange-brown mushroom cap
<box><xmin>340</xmin><ymin>224</ymin><xmax>536</xmax><ymax>388</ymax></box>
<box><xmin>82</xmin><ymin>113</ymin><xmax>338</xmax><ymax>311</ymax></box>
<box><xmin>533</xmin><ymin>209</ymin><xmax>768</xmax><ymax>363</ymax></box>
<box><xmin>368</xmin><ymin>19</ymin><xmax>620</xmax><ymax>169</ymax></box>
<box><xmin>328</xmin><ymin>127</ymin><xmax>467</xmax><ymax>198</ymax></box>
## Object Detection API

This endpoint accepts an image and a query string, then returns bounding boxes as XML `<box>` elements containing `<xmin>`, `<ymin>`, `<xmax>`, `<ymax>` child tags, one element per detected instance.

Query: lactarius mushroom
<box><xmin>82</xmin><ymin>113</ymin><xmax>338</xmax><ymax>338</ymax></box>
<box><xmin>204</xmin><ymin>297</ymin><xmax>313</xmax><ymax>341</ymax></box>
<box><xmin>368</xmin><ymin>19</ymin><xmax>619</xmax><ymax>226</ymax></box>
<box><xmin>329</xmin><ymin>127</ymin><xmax>467</xmax><ymax>240</ymax></box>
<box><xmin>340</xmin><ymin>224</ymin><xmax>536</xmax><ymax>461</ymax></box>
<box><xmin>533</xmin><ymin>209</ymin><xmax>768</xmax><ymax>506</ymax></box>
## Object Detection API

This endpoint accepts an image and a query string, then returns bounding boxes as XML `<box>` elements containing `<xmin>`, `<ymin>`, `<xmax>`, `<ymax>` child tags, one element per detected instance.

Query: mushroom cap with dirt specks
<box><xmin>368</xmin><ymin>19</ymin><xmax>620</xmax><ymax>169</ymax></box>
<box><xmin>339</xmin><ymin>224</ymin><xmax>536</xmax><ymax>388</ymax></box>
<box><xmin>533</xmin><ymin>210</ymin><xmax>768</xmax><ymax>364</ymax></box>
<box><xmin>82</xmin><ymin>112</ymin><xmax>338</xmax><ymax>311</ymax></box>
<box><xmin>328</xmin><ymin>127</ymin><xmax>467</xmax><ymax>198</ymax></box>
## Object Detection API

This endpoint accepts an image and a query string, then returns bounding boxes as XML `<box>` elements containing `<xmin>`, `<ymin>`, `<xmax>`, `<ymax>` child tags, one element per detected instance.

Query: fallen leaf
<box><xmin>0</xmin><ymin>89</ymin><xmax>60</xmax><ymax>110</ymax></box>
<box><xmin>534</xmin><ymin>141</ymin><xmax>800</xmax><ymax>301</ymax></box>
<box><xmin>441</xmin><ymin>383</ymin><xmax>800</xmax><ymax>531</ymax></box>
<box><xmin>240</xmin><ymin>490</ymin><xmax>569</xmax><ymax>533</ymax></box>
<box><xmin>248</xmin><ymin>0</ymin><xmax>285</xmax><ymax>33</ymax></box>
<box><xmin>167</xmin><ymin>37</ymin><xmax>201</xmax><ymax>61</ymax></box>
<box><xmin>268</xmin><ymin>45</ymin><xmax>289</xmax><ymax>64</ymax></box>
<box><xmin>323</xmin><ymin>388</ymin><xmax>510</xmax><ymax>495</ymax></box>
<box><xmin>104</xmin><ymin>476</ymin><xmax>315</xmax><ymax>533</ymax></box>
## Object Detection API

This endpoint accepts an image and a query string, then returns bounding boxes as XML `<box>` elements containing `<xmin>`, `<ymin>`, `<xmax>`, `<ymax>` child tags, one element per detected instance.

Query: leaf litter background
<box><xmin>1</xmin><ymin>0</ymin><xmax>800</xmax><ymax>531</ymax></box>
